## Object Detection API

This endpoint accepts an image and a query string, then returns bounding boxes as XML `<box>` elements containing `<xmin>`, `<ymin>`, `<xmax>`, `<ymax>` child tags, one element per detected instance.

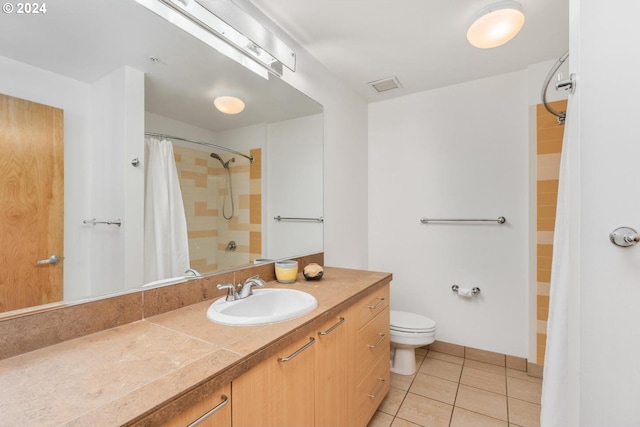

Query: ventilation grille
<box><xmin>368</xmin><ymin>76</ymin><xmax>402</xmax><ymax>93</ymax></box>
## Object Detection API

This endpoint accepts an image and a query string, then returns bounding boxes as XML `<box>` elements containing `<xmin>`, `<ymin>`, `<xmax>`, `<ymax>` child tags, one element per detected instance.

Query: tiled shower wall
<box><xmin>535</xmin><ymin>100</ymin><xmax>567</xmax><ymax>364</ymax></box>
<box><xmin>173</xmin><ymin>146</ymin><xmax>261</xmax><ymax>273</ymax></box>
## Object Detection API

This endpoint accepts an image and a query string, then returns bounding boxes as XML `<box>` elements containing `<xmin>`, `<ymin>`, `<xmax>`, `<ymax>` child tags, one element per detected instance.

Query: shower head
<box><xmin>210</xmin><ymin>152</ymin><xmax>225</xmax><ymax>167</ymax></box>
<box><xmin>223</xmin><ymin>157</ymin><xmax>236</xmax><ymax>168</ymax></box>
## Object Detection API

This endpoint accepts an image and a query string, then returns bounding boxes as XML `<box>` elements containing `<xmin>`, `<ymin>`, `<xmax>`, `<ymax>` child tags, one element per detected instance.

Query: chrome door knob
<box><xmin>36</xmin><ymin>255</ymin><xmax>60</xmax><ymax>265</ymax></box>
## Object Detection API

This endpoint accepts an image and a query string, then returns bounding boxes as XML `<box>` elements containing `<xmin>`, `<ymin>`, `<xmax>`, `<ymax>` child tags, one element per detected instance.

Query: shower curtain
<box><xmin>143</xmin><ymin>137</ymin><xmax>190</xmax><ymax>284</ymax></box>
<box><xmin>540</xmin><ymin>97</ymin><xmax>576</xmax><ymax>426</ymax></box>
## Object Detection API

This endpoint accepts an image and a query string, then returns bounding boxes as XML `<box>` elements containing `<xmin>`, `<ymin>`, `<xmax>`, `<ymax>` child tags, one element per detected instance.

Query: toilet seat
<box><xmin>390</xmin><ymin>310</ymin><xmax>436</xmax><ymax>333</ymax></box>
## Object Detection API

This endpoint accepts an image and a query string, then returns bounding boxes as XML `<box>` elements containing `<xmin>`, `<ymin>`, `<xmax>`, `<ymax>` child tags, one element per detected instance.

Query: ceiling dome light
<box><xmin>467</xmin><ymin>1</ymin><xmax>525</xmax><ymax>49</ymax></box>
<box><xmin>214</xmin><ymin>96</ymin><xmax>245</xmax><ymax>114</ymax></box>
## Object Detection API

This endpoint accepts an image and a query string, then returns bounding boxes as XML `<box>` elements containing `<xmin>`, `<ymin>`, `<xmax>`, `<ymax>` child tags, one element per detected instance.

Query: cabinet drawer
<box><xmin>355</xmin><ymin>306</ymin><xmax>390</xmax><ymax>381</ymax></box>
<box><xmin>352</xmin><ymin>350</ymin><xmax>391</xmax><ymax>427</ymax></box>
<box><xmin>161</xmin><ymin>383</ymin><xmax>231</xmax><ymax>427</ymax></box>
<box><xmin>351</xmin><ymin>283</ymin><xmax>390</xmax><ymax>331</ymax></box>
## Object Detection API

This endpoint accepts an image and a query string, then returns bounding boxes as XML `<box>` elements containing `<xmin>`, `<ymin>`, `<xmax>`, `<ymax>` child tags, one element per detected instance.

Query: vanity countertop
<box><xmin>0</xmin><ymin>267</ymin><xmax>391</xmax><ymax>426</ymax></box>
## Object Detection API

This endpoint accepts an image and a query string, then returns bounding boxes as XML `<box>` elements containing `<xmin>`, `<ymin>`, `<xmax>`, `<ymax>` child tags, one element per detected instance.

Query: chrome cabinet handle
<box><xmin>36</xmin><ymin>255</ymin><xmax>60</xmax><ymax>265</ymax></box>
<box><xmin>368</xmin><ymin>297</ymin><xmax>385</xmax><ymax>310</ymax></box>
<box><xmin>318</xmin><ymin>317</ymin><xmax>345</xmax><ymax>336</ymax></box>
<box><xmin>278</xmin><ymin>337</ymin><xmax>315</xmax><ymax>362</ymax></box>
<box><xmin>368</xmin><ymin>378</ymin><xmax>386</xmax><ymax>399</ymax></box>
<box><xmin>187</xmin><ymin>394</ymin><xmax>229</xmax><ymax>427</ymax></box>
<box><xmin>367</xmin><ymin>333</ymin><xmax>386</xmax><ymax>349</ymax></box>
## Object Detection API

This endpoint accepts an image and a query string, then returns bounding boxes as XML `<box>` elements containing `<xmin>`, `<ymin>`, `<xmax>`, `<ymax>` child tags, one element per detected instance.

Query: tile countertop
<box><xmin>0</xmin><ymin>267</ymin><xmax>391</xmax><ymax>427</ymax></box>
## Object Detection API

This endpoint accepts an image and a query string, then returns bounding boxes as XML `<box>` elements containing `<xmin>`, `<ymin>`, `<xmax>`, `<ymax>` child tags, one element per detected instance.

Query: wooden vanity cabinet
<box><xmin>231</xmin><ymin>281</ymin><xmax>391</xmax><ymax>427</ymax></box>
<box><xmin>348</xmin><ymin>283</ymin><xmax>391</xmax><ymax>427</ymax></box>
<box><xmin>314</xmin><ymin>313</ymin><xmax>349</xmax><ymax>427</ymax></box>
<box><xmin>161</xmin><ymin>383</ymin><xmax>231</xmax><ymax>427</ymax></box>
<box><xmin>232</xmin><ymin>334</ymin><xmax>316</xmax><ymax>427</ymax></box>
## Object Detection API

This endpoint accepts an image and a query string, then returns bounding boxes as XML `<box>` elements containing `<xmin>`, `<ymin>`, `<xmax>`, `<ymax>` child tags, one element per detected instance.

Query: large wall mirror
<box><xmin>0</xmin><ymin>0</ymin><xmax>323</xmax><ymax>316</ymax></box>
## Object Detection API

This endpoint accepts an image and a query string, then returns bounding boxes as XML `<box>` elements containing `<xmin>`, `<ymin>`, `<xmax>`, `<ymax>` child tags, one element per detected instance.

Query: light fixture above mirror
<box><xmin>467</xmin><ymin>0</ymin><xmax>525</xmax><ymax>49</ymax></box>
<box><xmin>135</xmin><ymin>0</ymin><xmax>296</xmax><ymax>77</ymax></box>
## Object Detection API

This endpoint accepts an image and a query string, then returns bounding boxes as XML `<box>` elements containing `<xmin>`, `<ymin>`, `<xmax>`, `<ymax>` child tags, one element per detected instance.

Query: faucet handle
<box><xmin>217</xmin><ymin>283</ymin><xmax>238</xmax><ymax>301</ymax></box>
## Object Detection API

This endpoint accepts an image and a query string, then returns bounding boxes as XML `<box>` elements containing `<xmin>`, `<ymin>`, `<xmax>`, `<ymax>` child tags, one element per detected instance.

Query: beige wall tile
<box><xmin>465</xmin><ymin>347</ymin><xmax>506</xmax><ymax>367</ymax></box>
<box><xmin>506</xmin><ymin>355</ymin><xmax>527</xmax><ymax>372</ymax></box>
<box><xmin>429</xmin><ymin>341</ymin><xmax>465</xmax><ymax>357</ymax></box>
<box><xmin>537</xmin><ymin>231</ymin><xmax>554</xmax><ymax>245</ymax></box>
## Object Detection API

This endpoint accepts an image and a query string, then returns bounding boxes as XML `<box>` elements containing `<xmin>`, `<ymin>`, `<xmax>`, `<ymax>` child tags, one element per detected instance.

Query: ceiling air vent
<box><xmin>368</xmin><ymin>76</ymin><xmax>402</xmax><ymax>93</ymax></box>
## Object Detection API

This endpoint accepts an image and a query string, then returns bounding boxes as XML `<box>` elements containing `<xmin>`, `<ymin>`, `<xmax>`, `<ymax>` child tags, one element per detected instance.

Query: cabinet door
<box><xmin>162</xmin><ymin>383</ymin><xmax>231</xmax><ymax>427</ymax></box>
<box><xmin>232</xmin><ymin>335</ymin><xmax>316</xmax><ymax>427</ymax></box>
<box><xmin>315</xmin><ymin>314</ymin><xmax>349</xmax><ymax>427</ymax></box>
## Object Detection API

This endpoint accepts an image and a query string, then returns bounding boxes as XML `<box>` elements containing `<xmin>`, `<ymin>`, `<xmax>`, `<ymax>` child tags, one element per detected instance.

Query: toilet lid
<box><xmin>390</xmin><ymin>310</ymin><xmax>436</xmax><ymax>333</ymax></box>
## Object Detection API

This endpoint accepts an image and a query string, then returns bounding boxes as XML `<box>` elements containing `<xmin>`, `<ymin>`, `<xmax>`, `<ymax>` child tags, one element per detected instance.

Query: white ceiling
<box><xmin>248</xmin><ymin>0</ymin><xmax>570</xmax><ymax>102</ymax></box>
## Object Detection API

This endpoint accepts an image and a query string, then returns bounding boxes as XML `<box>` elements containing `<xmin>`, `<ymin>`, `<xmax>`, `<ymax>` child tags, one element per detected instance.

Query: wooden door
<box><xmin>0</xmin><ymin>93</ymin><xmax>64</xmax><ymax>313</ymax></box>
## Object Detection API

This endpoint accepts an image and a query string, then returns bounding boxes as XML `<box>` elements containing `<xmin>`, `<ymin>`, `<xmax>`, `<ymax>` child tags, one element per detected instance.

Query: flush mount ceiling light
<box><xmin>214</xmin><ymin>96</ymin><xmax>245</xmax><ymax>114</ymax></box>
<box><xmin>467</xmin><ymin>0</ymin><xmax>525</xmax><ymax>49</ymax></box>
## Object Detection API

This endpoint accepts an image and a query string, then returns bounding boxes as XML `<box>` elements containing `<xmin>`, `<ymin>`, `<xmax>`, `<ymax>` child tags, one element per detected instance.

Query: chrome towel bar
<box><xmin>274</xmin><ymin>216</ymin><xmax>324</xmax><ymax>222</ymax></box>
<box><xmin>83</xmin><ymin>218</ymin><xmax>122</xmax><ymax>226</ymax></box>
<box><xmin>420</xmin><ymin>216</ymin><xmax>506</xmax><ymax>224</ymax></box>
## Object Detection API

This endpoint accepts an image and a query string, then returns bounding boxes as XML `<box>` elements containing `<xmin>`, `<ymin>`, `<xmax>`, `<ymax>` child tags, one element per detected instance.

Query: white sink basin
<box><xmin>206</xmin><ymin>288</ymin><xmax>318</xmax><ymax>326</ymax></box>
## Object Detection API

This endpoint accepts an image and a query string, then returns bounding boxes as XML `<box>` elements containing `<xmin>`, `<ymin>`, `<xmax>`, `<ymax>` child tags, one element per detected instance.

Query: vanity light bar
<box><xmin>135</xmin><ymin>0</ymin><xmax>269</xmax><ymax>79</ymax></box>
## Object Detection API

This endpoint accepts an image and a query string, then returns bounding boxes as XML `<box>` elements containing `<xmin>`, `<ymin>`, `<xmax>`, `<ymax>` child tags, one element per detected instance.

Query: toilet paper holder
<box><xmin>451</xmin><ymin>285</ymin><xmax>481</xmax><ymax>295</ymax></box>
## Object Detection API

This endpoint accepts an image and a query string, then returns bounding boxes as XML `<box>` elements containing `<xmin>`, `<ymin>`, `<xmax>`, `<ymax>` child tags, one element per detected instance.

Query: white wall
<box><xmin>568</xmin><ymin>0</ymin><xmax>640</xmax><ymax>424</ymax></box>
<box><xmin>235</xmin><ymin>0</ymin><xmax>370</xmax><ymax>270</ymax></box>
<box><xmin>368</xmin><ymin>71</ymin><xmax>530</xmax><ymax>356</ymax></box>
<box><xmin>0</xmin><ymin>56</ymin><xmax>93</xmax><ymax>300</ymax></box>
<box><xmin>266</xmin><ymin>114</ymin><xmax>323</xmax><ymax>259</ymax></box>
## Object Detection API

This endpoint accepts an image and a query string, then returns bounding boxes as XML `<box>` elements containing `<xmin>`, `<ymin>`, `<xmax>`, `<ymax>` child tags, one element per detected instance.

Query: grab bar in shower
<box><xmin>420</xmin><ymin>216</ymin><xmax>506</xmax><ymax>224</ymax></box>
<box><xmin>274</xmin><ymin>216</ymin><xmax>324</xmax><ymax>222</ymax></box>
<box><xmin>83</xmin><ymin>218</ymin><xmax>122</xmax><ymax>226</ymax></box>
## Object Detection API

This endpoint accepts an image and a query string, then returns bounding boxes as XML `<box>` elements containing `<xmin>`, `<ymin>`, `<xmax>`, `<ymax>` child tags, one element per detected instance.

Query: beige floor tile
<box><xmin>455</xmin><ymin>384</ymin><xmax>508</xmax><ymax>421</ymax></box>
<box><xmin>391</xmin><ymin>371</ymin><xmax>417</xmax><ymax>391</ymax></box>
<box><xmin>430</xmin><ymin>341</ymin><xmax>465</xmax><ymax>357</ymax></box>
<box><xmin>506</xmin><ymin>368</ymin><xmax>543</xmax><ymax>385</ymax></box>
<box><xmin>368</xmin><ymin>410</ymin><xmax>395</xmax><ymax>427</ymax></box>
<box><xmin>507</xmin><ymin>377</ymin><xmax>542</xmax><ymax>404</ymax></box>
<box><xmin>464</xmin><ymin>359</ymin><xmax>506</xmax><ymax>374</ymax></box>
<box><xmin>450</xmin><ymin>407</ymin><xmax>508</xmax><ymax>427</ymax></box>
<box><xmin>508</xmin><ymin>397</ymin><xmax>541</xmax><ymax>427</ymax></box>
<box><xmin>391</xmin><ymin>417</ymin><xmax>423</xmax><ymax>427</ymax></box>
<box><xmin>419</xmin><ymin>357</ymin><xmax>463</xmax><ymax>382</ymax></box>
<box><xmin>380</xmin><ymin>386</ymin><xmax>408</xmax><ymax>416</ymax></box>
<box><xmin>460</xmin><ymin>366</ymin><xmax>506</xmax><ymax>395</ymax></box>
<box><xmin>506</xmin><ymin>355</ymin><xmax>527</xmax><ymax>371</ymax></box>
<box><xmin>416</xmin><ymin>346</ymin><xmax>428</xmax><ymax>356</ymax></box>
<box><xmin>409</xmin><ymin>373</ymin><xmax>458</xmax><ymax>405</ymax></box>
<box><xmin>427</xmin><ymin>351</ymin><xmax>464</xmax><ymax>365</ymax></box>
<box><xmin>397</xmin><ymin>393</ymin><xmax>453</xmax><ymax>427</ymax></box>
<box><xmin>465</xmin><ymin>347</ymin><xmax>506</xmax><ymax>366</ymax></box>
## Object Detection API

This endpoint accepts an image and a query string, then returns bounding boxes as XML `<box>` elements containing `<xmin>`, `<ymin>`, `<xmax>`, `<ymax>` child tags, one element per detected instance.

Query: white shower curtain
<box><xmin>143</xmin><ymin>138</ymin><xmax>190</xmax><ymax>284</ymax></box>
<box><xmin>540</xmin><ymin>97</ymin><xmax>576</xmax><ymax>427</ymax></box>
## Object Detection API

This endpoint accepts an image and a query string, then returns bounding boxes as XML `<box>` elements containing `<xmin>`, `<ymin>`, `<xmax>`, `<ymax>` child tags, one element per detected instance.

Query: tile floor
<box><xmin>368</xmin><ymin>348</ymin><xmax>542</xmax><ymax>427</ymax></box>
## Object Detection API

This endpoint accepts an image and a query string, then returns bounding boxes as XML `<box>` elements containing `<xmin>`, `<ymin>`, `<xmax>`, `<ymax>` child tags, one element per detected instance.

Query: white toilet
<box><xmin>389</xmin><ymin>310</ymin><xmax>437</xmax><ymax>375</ymax></box>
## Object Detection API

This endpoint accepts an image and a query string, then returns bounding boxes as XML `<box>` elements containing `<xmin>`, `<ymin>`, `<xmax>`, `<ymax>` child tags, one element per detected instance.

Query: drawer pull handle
<box><xmin>188</xmin><ymin>394</ymin><xmax>229</xmax><ymax>427</ymax></box>
<box><xmin>318</xmin><ymin>317</ymin><xmax>345</xmax><ymax>336</ymax></box>
<box><xmin>368</xmin><ymin>297</ymin><xmax>385</xmax><ymax>310</ymax></box>
<box><xmin>367</xmin><ymin>333</ymin><xmax>386</xmax><ymax>349</ymax></box>
<box><xmin>368</xmin><ymin>378</ymin><xmax>386</xmax><ymax>399</ymax></box>
<box><xmin>278</xmin><ymin>337</ymin><xmax>316</xmax><ymax>362</ymax></box>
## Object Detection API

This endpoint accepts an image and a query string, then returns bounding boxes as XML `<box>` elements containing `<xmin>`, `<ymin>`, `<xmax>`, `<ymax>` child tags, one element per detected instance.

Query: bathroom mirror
<box><xmin>0</xmin><ymin>0</ymin><xmax>323</xmax><ymax>315</ymax></box>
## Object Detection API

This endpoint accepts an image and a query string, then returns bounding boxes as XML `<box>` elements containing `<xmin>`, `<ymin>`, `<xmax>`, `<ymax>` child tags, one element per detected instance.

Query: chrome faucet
<box><xmin>216</xmin><ymin>275</ymin><xmax>266</xmax><ymax>301</ymax></box>
<box><xmin>237</xmin><ymin>275</ymin><xmax>266</xmax><ymax>299</ymax></box>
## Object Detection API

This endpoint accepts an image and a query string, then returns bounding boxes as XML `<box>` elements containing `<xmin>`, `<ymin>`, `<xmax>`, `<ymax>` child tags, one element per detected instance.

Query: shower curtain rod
<box><xmin>541</xmin><ymin>50</ymin><xmax>574</xmax><ymax>125</ymax></box>
<box><xmin>145</xmin><ymin>132</ymin><xmax>254</xmax><ymax>163</ymax></box>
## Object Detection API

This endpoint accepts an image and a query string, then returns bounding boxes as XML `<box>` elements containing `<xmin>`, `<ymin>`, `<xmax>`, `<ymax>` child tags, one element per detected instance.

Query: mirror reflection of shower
<box><xmin>210</xmin><ymin>152</ymin><xmax>236</xmax><ymax>219</ymax></box>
